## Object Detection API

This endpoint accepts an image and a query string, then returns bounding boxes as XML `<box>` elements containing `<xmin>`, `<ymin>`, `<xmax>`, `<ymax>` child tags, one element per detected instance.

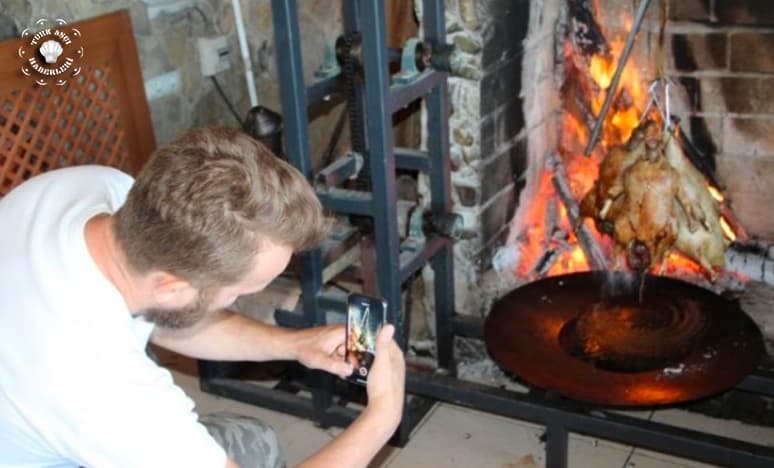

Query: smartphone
<box><xmin>345</xmin><ymin>293</ymin><xmax>387</xmax><ymax>385</ymax></box>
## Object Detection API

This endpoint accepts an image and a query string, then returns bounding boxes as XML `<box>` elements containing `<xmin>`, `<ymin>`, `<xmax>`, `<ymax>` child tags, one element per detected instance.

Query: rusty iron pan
<box><xmin>485</xmin><ymin>271</ymin><xmax>764</xmax><ymax>406</ymax></box>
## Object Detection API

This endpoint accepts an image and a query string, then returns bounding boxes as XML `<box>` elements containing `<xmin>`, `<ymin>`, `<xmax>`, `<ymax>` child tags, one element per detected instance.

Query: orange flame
<box><xmin>587</xmin><ymin>37</ymin><xmax>647</xmax><ymax>146</ymax></box>
<box><xmin>507</xmin><ymin>5</ymin><xmax>736</xmax><ymax>283</ymax></box>
<box><xmin>707</xmin><ymin>185</ymin><xmax>724</xmax><ymax>203</ymax></box>
<box><xmin>720</xmin><ymin>217</ymin><xmax>736</xmax><ymax>242</ymax></box>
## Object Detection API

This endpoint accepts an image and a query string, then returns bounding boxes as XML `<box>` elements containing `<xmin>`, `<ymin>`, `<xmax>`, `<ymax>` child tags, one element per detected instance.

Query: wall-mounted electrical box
<box><xmin>197</xmin><ymin>35</ymin><xmax>231</xmax><ymax>77</ymax></box>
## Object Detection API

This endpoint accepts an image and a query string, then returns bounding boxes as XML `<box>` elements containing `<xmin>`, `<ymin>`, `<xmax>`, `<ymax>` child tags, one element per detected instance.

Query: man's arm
<box><xmin>298</xmin><ymin>325</ymin><xmax>406</xmax><ymax>468</ymax></box>
<box><xmin>151</xmin><ymin>310</ymin><xmax>353</xmax><ymax>378</ymax></box>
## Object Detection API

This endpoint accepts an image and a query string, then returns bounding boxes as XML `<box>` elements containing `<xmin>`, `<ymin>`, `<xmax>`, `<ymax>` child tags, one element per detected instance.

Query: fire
<box><xmin>720</xmin><ymin>217</ymin><xmax>736</xmax><ymax>242</ymax></box>
<box><xmin>707</xmin><ymin>185</ymin><xmax>723</xmax><ymax>203</ymax></box>
<box><xmin>705</xmin><ymin>184</ymin><xmax>738</xmax><ymax>241</ymax></box>
<box><xmin>505</xmin><ymin>3</ymin><xmax>743</xmax><ymax>283</ymax></box>
<box><xmin>589</xmin><ymin>54</ymin><xmax>614</xmax><ymax>90</ymax></box>
<box><xmin>587</xmin><ymin>37</ymin><xmax>647</xmax><ymax>147</ymax></box>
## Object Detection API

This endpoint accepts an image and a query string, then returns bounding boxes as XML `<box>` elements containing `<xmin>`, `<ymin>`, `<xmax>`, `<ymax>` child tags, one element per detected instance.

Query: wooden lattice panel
<box><xmin>0</xmin><ymin>66</ymin><xmax>133</xmax><ymax>195</ymax></box>
<box><xmin>0</xmin><ymin>10</ymin><xmax>154</xmax><ymax>196</ymax></box>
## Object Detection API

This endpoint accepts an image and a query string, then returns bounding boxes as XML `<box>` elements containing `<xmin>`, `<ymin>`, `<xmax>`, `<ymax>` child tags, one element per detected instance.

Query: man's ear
<box><xmin>147</xmin><ymin>271</ymin><xmax>196</xmax><ymax>306</ymax></box>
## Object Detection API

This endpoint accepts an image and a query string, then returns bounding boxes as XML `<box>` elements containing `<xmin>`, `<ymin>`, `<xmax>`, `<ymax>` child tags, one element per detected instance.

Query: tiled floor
<box><xmin>161</xmin><ymin>280</ymin><xmax>774</xmax><ymax>467</ymax></box>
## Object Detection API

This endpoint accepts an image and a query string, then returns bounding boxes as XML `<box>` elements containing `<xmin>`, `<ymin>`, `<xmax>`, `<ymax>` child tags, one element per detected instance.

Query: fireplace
<box><xmin>418</xmin><ymin>0</ymin><xmax>774</xmax><ymax>429</ymax></box>
<box><xmin>423</xmin><ymin>0</ymin><xmax>774</xmax><ymax>337</ymax></box>
<box><xmin>471</xmin><ymin>0</ymin><xmax>774</xmax><ymax>322</ymax></box>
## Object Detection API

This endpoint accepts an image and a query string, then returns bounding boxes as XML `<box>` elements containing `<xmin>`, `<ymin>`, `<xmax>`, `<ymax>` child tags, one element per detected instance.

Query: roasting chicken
<box><xmin>665</xmin><ymin>130</ymin><xmax>728</xmax><ymax>273</ymax></box>
<box><xmin>579</xmin><ymin>120</ymin><xmax>728</xmax><ymax>277</ymax></box>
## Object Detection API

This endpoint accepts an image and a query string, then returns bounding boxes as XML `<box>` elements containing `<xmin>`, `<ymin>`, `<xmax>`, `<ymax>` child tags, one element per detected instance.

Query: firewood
<box><xmin>725</xmin><ymin>245</ymin><xmax>774</xmax><ymax>286</ymax></box>
<box><xmin>547</xmin><ymin>152</ymin><xmax>610</xmax><ymax>270</ymax></box>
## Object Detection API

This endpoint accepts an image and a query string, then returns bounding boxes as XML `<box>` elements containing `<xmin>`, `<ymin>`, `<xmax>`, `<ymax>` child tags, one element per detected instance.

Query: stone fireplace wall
<box><xmin>418</xmin><ymin>0</ymin><xmax>529</xmax><ymax>314</ymax></box>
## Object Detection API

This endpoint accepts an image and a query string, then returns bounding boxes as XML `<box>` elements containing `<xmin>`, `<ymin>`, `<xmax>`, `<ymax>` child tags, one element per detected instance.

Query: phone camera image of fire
<box><xmin>346</xmin><ymin>302</ymin><xmax>379</xmax><ymax>381</ymax></box>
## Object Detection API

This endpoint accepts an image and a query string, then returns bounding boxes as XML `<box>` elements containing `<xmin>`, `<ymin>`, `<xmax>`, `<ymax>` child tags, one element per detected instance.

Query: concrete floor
<box><xmin>160</xmin><ymin>279</ymin><xmax>774</xmax><ymax>467</ymax></box>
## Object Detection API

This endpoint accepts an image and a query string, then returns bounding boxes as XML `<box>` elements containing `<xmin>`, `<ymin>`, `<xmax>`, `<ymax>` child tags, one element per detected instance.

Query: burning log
<box><xmin>567</xmin><ymin>0</ymin><xmax>609</xmax><ymax>57</ymax></box>
<box><xmin>528</xmin><ymin>227</ymin><xmax>573</xmax><ymax>279</ymax></box>
<box><xmin>529</xmin><ymin>247</ymin><xmax>565</xmax><ymax>279</ymax></box>
<box><xmin>561</xmin><ymin>64</ymin><xmax>598</xmax><ymax>135</ymax></box>
<box><xmin>543</xmin><ymin>197</ymin><xmax>559</xmax><ymax>249</ymax></box>
<box><xmin>547</xmin><ymin>152</ymin><xmax>609</xmax><ymax>270</ymax></box>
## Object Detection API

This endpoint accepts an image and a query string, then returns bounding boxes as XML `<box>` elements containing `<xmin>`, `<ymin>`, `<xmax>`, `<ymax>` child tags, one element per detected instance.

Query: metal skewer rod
<box><xmin>583</xmin><ymin>0</ymin><xmax>654</xmax><ymax>156</ymax></box>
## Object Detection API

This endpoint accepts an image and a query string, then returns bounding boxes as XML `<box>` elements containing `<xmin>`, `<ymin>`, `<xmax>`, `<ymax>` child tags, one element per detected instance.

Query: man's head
<box><xmin>113</xmin><ymin>126</ymin><xmax>328</xmax><ymax>327</ymax></box>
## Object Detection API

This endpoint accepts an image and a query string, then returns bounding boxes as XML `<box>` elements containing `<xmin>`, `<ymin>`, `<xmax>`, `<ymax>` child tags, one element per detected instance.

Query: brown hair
<box><xmin>114</xmin><ymin>126</ymin><xmax>328</xmax><ymax>288</ymax></box>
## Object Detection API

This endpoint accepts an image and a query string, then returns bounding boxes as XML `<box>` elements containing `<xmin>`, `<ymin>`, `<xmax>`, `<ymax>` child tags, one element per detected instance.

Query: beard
<box><xmin>143</xmin><ymin>289</ymin><xmax>214</xmax><ymax>330</ymax></box>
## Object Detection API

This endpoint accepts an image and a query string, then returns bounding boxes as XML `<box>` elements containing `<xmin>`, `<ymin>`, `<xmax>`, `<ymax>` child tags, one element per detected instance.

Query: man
<box><xmin>0</xmin><ymin>126</ymin><xmax>405</xmax><ymax>467</ymax></box>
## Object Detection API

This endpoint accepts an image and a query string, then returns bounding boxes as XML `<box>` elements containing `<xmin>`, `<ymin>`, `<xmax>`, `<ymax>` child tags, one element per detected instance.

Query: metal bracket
<box><xmin>314</xmin><ymin>39</ymin><xmax>341</xmax><ymax>79</ymax></box>
<box><xmin>395</xmin><ymin>37</ymin><xmax>430</xmax><ymax>85</ymax></box>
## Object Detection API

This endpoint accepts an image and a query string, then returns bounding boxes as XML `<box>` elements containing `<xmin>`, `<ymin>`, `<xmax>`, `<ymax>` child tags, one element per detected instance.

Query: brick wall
<box><xmin>417</xmin><ymin>0</ymin><xmax>530</xmax><ymax>314</ymax></box>
<box><xmin>667</xmin><ymin>0</ymin><xmax>774</xmax><ymax>239</ymax></box>
<box><xmin>476</xmin><ymin>0</ymin><xmax>530</xmax><ymax>268</ymax></box>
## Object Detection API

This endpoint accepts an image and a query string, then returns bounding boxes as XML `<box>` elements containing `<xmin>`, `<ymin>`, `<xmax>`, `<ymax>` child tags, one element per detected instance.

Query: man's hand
<box><xmin>364</xmin><ymin>324</ymin><xmax>405</xmax><ymax>428</ymax></box>
<box><xmin>293</xmin><ymin>324</ymin><xmax>353</xmax><ymax>379</ymax></box>
<box><xmin>294</xmin><ymin>324</ymin><xmax>406</xmax><ymax>468</ymax></box>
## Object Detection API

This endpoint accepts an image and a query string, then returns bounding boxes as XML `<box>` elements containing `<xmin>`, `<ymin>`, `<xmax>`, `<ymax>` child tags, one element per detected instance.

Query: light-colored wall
<box><xmin>0</xmin><ymin>0</ymin><xmax>344</xmax><ymax>156</ymax></box>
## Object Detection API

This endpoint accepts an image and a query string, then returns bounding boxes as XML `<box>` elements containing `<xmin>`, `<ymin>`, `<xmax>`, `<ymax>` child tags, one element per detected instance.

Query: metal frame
<box><xmin>201</xmin><ymin>0</ymin><xmax>454</xmax><ymax>445</ymax></box>
<box><xmin>199</xmin><ymin>1</ymin><xmax>774</xmax><ymax>466</ymax></box>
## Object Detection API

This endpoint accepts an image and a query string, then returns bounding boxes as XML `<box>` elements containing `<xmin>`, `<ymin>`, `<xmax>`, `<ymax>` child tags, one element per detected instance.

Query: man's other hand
<box><xmin>294</xmin><ymin>324</ymin><xmax>353</xmax><ymax>378</ymax></box>
<box><xmin>364</xmin><ymin>324</ymin><xmax>405</xmax><ymax>428</ymax></box>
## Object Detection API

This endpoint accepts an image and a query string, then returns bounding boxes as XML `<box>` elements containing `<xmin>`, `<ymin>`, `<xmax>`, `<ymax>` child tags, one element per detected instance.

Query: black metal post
<box><xmin>271</xmin><ymin>0</ymin><xmax>332</xmax><ymax>422</ymax></box>
<box><xmin>422</xmin><ymin>0</ymin><xmax>456</xmax><ymax>372</ymax></box>
<box><xmin>358</xmin><ymin>0</ymin><xmax>404</xmax><ymax>346</ymax></box>
<box><xmin>546</xmin><ymin>424</ymin><xmax>569</xmax><ymax>468</ymax></box>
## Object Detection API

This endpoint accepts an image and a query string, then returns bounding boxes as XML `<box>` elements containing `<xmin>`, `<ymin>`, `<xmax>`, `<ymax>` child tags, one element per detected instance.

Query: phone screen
<box><xmin>345</xmin><ymin>293</ymin><xmax>387</xmax><ymax>385</ymax></box>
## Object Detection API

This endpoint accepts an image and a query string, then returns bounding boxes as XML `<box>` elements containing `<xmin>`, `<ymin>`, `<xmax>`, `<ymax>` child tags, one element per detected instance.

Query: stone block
<box><xmin>673</xmin><ymin>76</ymin><xmax>703</xmax><ymax>112</ymax></box>
<box><xmin>475</xmin><ymin>222</ymin><xmax>510</xmax><ymax>272</ymax></box>
<box><xmin>669</xmin><ymin>0</ymin><xmax>711</xmax><ymax>22</ymax></box>
<box><xmin>448</xmin><ymin>77</ymin><xmax>482</xmax><ymax>120</ymax></box>
<box><xmin>479</xmin><ymin>55</ymin><xmax>521</xmax><ymax>115</ymax></box>
<box><xmin>455</xmin><ymin>183</ymin><xmax>480</xmax><ymax>207</ymax></box>
<box><xmin>722</xmin><ymin>118</ymin><xmax>774</xmax><ymax>157</ymax></box>
<box><xmin>715</xmin><ymin>77</ymin><xmax>774</xmax><ymax>114</ymax></box>
<box><xmin>453</xmin><ymin>126</ymin><xmax>475</xmax><ymax>146</ymax></box>
<box><xmin>481</xmin><ymin>0</ymin><xmax>528</xmax><ymax>73</ymax></box>
<box><xmin>730</xmin><ymin>33</ymin><xmax>774</xmax><ymax>74</ymax></box>
<box><xmin>685</xmin><ymin>116</ymin><xmax>721</xmax><ymax>162</ymax></box>
<box><xmin>480</xmin><ymin>184</ymin><xmax>516</xmax><ymax>246</ymax></box>
<box><xmin>715</xmin><ymin>2</ymin><xmax>774</xmax><ymax>26</ymax></box>
<box><xmin>458</xmin><ymin>0</ymin><xmax>479</xmax><ymax>30</ymax></box>
<box><xmin>452</xmin><ymin>31</ymin><xmax>482</xmax><ymax>54</ymax></box>
<box><xmin>671</xmin><ymin>33</ymin><xmax>727</xmax><ymax>72</ymax></box>
<box><xmin>480</xmin><ymin>147</ymin><xmax>513</xmax><ymax>203</ymax></box>
<box><xmin>715</xmin><ymin>155</ymin><xmax>774</xmax><ymax>239</ymax></box>
<box><xmin>477</xmin><ymin>139</ymin><xmax>526</xmax><ymax>206</ymax></box>
<box><xmin>480</xmin><ymin>95</ymin><xmax>524</xmax><ymax>156</ymax></box>
<box><xmin>0</xmin><ymin>12</ymin><xmax>18</xmax><ymax>41</ymax></box>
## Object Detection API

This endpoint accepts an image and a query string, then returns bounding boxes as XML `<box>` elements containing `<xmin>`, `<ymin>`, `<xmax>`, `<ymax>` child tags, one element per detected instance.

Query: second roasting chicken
<box><xmin>579</xmin><ymin>120</ymin><xmax>727</xmax><ymax>277</ymax></box>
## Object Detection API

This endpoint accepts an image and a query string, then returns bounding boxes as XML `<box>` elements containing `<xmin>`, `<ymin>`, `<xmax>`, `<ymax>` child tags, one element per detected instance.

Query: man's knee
<box><xmin>200</xmin><ymin>412</ymin><xmax>285</xmax><ymax>468</ymax></box>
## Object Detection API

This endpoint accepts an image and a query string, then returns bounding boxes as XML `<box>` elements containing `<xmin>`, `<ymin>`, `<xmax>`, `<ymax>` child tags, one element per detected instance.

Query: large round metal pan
<box><xmin>485</xmin><ymin>271</ymin><xmax>764</xmax><ymax>406</ymax></box>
